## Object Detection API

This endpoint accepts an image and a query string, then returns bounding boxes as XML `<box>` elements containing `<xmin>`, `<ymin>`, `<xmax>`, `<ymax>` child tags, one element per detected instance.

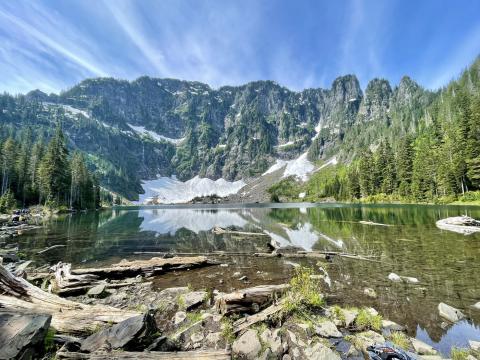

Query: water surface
<box><xmin>11</xmin><ymin>203</ymin><xmax>480</xmax><ymax>355</ymax></box>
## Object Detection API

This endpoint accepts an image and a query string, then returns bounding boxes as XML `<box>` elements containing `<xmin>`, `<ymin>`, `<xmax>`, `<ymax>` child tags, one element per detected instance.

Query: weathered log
<box><xmin>436</xmin><ymin>216</ymin><xmax>480</xmax><ymax>235</ymax></box>
<box><xmin>233</xmin><ymin>299</ymin><xmax>286</xmax><ymax>334</ymax></box>
<box><xmin>72</xmin><ymin>256</ymin><xmax>217</xmax><ymax>278</ymax></box>
<box><xmin>359</xmin><ymin>220</ymin><xmax>392</xmax><ymax>227</ymax></box>
<box><xmin>0</xmin><ymin>312</ymin><xmax>52</xmax><ymax>359</ymax></box>
<box><xmin>212</xmin><ymin>226</ymin><xmax>268</xmax><ymax>236</ymax></box>
<box><xmin>215</xmin><ymin>284</ymin><xmax>289</xmax><ymax>315</ymax></box>
<box><xmin>50</xmin><ymin>262</ymin><xmax>100</xmax><ymax>295</ymax></box>
<box><xmin>0</xmin><ymin>264</ymin><xmax>140</xmax><ymax>334</ymax></box>
<box><xmin>37</xmin><ymin>244</ymin><xmax>67</xmax><ymax>254</ymax></box>
<box><xmin>56</xmin><ymin>350</ymin><xmax>232</xmax><ymax>359</ymax></box>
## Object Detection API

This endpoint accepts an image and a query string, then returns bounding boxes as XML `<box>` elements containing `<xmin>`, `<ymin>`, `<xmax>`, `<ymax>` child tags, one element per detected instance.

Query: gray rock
<box><xmin>205</xmin><ymin>332</ymin><xmax>222</xmax><ymax>348</ymax></box>
<box><xmin>260</xmin><ymin>328</ymin><xmax>283</xmax><ymax>356</ymax></box>
<box><xmin>174</xmin><ymin>311</ymin><xmax>187</xmax><ymax>325</ymax></box>
<box><xmin>438</xmin><ymin>302</ymin><xmax>465</xmax><ymax>322</ymax></box>
<box><xmin>0</xmin><ymin>312</ymin><xmax>52</xmax><ymax>360</ymax></box>
<box><xmin>315</xmin><ymin>320</ymin><xmax>342</xmax><ymax>338</ymax></box>
<box><xmin>182</xmin><ymin>291</ymin><xmax>207</xmax><ymax>310</ymax></box>
<box><xmin>232</xmin><ymin>329</ymin><xmax>262</xmax><ymax>360</ymax></box>
<box><xmin>469</xmin><ymin>340</ymin><xmax>480</xmax><ymax>351</ymax></box>
<box><xmin>382</xmin><ymin>319</ymin><xmax>405</xmax><ymax>332</ymax></box>
<box><xmin>411</xmin><ymin>338</ymin><xmax>437</xmax><ymax>355</ymax></box>
<box><xmin>282</xmin><ymin>355</ymin><xmax>292</xmax><ymax>360</ymax></box>
<box><xmin>472</xmin><ymin>302</ymin><xmax>480</xmax><ymax>310</ymax></box>
<box><xmin>364</xmin><ymin>288</ymin><xmax>377</xmax><ymax>298</ymax></box>
<box><xmin>81</xmin><ymin>313</ymin><xmax>157</xmax><ymax>352</ymax></box>
<box><xmin>190</xmin><ymin>332</ymin><xmax>204</xmax><ymax>344</ymax></box>
<box><xmin>87</xmin><ymin>284</ymin><xmax>107</xmax><ymax>298</ymax></box>
<box><xmin>304</xmin><ymin>342</ymin><xmax>341</xmax><ymax>360</ymax></box>
<box><xmin>343</xmin><ymin>309</ymin><xmax>358</xmax><ymax>327</ymax></box>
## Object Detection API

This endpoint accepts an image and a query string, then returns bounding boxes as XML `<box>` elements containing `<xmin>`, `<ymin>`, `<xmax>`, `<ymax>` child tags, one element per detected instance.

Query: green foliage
<box><xmin>267</xmin><ymin>176</ymin><xmax>301</xmax><ymax>202</ymax></box>
<box><xmin>44</xmin><ymin>327</ymin><xmax>56</xmax><ymax>353</ymax></box>
<box><xmin>388</xmin><ymin>331</ymin><xmax>410</xmax><ymax>350</ymax></box>
<box><xmin>220</xmin><ymin>317</ymin><xmax>236</xmax><ymax>344</ymax></box>
<box><xmin>0</xmin><ymin>190</ymin><xmax>16</xmax><ymax>213</ymax></box>
<box><xmin>283</xmin><ymin>267</ymin><xmax>324</xmax><ymax>314</ymax></box>
<box><xmin>450</xmin><ymin>347</ymin><xmax>480</xmax><ymax>360</ymax></box>
<box><xmin>355</xmin><ymin>308</ymin><xmax>382</xmax><ymax>331</ymax></box>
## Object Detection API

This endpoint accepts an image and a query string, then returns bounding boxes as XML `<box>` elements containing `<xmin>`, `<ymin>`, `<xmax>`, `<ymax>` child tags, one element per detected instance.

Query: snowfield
<box><xmin>263</xmin><ymin>153</ymin><xmax>337</xmax><ymax>182</ymax></box>
<box><xmin>127</xmin><ymin>123</ymin><xmax>185</xmax><ymax>145</ymax></box>
<box><xmin>137</xmin><ymin>175</ymin><xmax>246</xmax><ymax>204</ymax></box>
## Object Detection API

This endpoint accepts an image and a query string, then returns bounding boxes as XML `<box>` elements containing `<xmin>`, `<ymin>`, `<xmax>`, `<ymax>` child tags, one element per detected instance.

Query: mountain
<box><xmin>1</xmin><ymin>57</ymin><xmax>478</xmax><ymax>201</ymax></box>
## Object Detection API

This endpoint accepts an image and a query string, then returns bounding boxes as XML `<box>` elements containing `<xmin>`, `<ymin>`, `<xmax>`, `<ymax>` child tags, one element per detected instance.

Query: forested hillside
<box><xmin>1</xmin><ymin>56</ymin><xmax>478</xmax><ymax>203</ymax></box>
<box><xmin>269</xmin><ymin>57</ymin><xmax>480</xmax><ymax>203</ymax></box>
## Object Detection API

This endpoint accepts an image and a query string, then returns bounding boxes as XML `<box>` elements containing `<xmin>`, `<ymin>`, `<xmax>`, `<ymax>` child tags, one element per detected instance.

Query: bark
<box><xmin>0</xmin><ymin>264</ymin><xmax>140</xmax><ymax>334</ymax></box>
<box><xmin>72</xmin><ymin>256</ymin><xmax>217</xmax><ymax>278</ymax></box>
<box><xmin>233</xmin><ymin>299</ymin><xmax>286</xmax><ymax>334</ymax></box>
<box><xmin>215</xmin><ymin>284</ymin><xmax>289</xmax><ymax>315</ymax></box>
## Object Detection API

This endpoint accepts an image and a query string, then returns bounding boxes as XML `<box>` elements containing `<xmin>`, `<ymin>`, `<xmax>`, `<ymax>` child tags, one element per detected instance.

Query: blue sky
<box><xmin>1</xmin><ymin>0</ymin><xmax>479</xmax><ymax>94</ymax></box>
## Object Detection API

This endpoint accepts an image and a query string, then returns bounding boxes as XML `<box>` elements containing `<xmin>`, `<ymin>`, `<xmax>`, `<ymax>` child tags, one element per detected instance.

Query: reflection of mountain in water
<box><xmin>138</xmin><ymin>208</ymin><xmax>248</xmax><ymax>235</ymax></box>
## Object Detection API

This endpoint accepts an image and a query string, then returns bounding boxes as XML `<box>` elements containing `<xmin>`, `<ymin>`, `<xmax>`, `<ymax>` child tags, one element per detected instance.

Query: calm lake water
<box><xmin>11</xmin><ymin>203</ymin><xmax>480</xmax><ymax>355</ymax></box>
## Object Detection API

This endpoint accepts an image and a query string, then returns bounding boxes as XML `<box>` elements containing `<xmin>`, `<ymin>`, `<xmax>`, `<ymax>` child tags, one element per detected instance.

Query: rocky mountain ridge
<box><xmin>1</xmin><ymin>71</ymin><xmax>437</xmax><ymax>200</ymax></box>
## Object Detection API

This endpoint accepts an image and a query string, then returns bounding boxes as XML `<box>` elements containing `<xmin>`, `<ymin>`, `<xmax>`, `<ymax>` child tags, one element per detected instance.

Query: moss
<box><xmin>44</xmin><ymin>327</ymin><xmax>56</xmax><ymax>353</ymax></box>
<box><xmin>451</xmin><ymin>348</ymin><xmax>470</xmax><ymax>360</ymax></box>
<box><xmin>389</xmin><ymin>331</ymin><xmax>410</xmax><ymax>350</ymax></box>
<box><xmin>355</xmin><ymin>308</ymin><xmax>382</xmax><ymax>331</ymax></box>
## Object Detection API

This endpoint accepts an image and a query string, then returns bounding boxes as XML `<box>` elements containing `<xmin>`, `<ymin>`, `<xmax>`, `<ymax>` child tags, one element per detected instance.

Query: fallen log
<box><xmin>56</xmin><ymin>350</ymin><xmax>231</xmax><ymax>359</ymax></box>
<box><xmin>50</xmin><ymin>262</ymin><xmax>100</xmax><ymax>295</ymax></box>
<box><xmin>436</xmin><ymin>216</ymin><xmax>480</xmax><ymax>235</ymax></box>
<box><xmin>72</xmin><ymin>256</ymin><xmax>217</xmax><ymax>278</ymax></box>
<box><xmin>37</xmin><ymin>244</ymin><xmax>67</xmax><ymax>254</ymax></box>
<box><xmin>359</xmin><ymin>220</ymin><xmax>392</xmax><ymax>227</ymax></box>
<box><xmin>233</xmin><ymin>299</ymin><xmax>286</xmax><ymax>334</ymax></box>
<box><xmin>215</xmin><ymin>284</ymin><xmax>289</xmax><ymax>315</ymax></box>
<box><xmin>212</xmin><ymin>226</ymin><xmax>268</xmax><ymax>236</ymax></box>
<box><xmin>0</xmin><ymin>264</ymin><xmax>140</xmax><ymax>334</ymax></box>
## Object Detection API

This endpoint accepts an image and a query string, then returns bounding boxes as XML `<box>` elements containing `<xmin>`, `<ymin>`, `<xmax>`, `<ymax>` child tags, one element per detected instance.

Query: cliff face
<box><xmin>2</xmin><ymin>71</ymin><xmax>435</xmax><ymax>199</ymax></box>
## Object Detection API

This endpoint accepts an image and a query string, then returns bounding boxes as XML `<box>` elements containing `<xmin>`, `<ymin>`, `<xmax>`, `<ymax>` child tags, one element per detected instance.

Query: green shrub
<box><xmin>284</xmin><ymin>267</ymin><xmax>324</xmax><ymax>314</ymax></box>
<box><xmin>355</xmin><ymin>308</ymin><xmax>382</xmax><ymax>331</ymax></box>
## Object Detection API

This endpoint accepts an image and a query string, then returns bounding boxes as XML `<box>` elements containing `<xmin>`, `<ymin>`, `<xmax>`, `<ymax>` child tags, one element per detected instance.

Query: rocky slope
<box><xmin>0</xmin><ymin>71</ymin><xmax>437</xmax><ymax>200</ymax></box>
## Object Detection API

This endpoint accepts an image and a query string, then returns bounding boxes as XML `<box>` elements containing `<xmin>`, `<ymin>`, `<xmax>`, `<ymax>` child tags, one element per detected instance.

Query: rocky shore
<box><xmin>1</xmin><ymin>245</ymin><xmax>479</xmax><ymax>360</ymax></box>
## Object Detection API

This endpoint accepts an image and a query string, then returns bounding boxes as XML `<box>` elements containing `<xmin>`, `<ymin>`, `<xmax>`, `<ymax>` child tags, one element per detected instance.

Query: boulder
<box><xmin>438</xmin><ymin>302</ymin><xmax>465</xmax><ymax>322</ymax></box>
<box><xmin>469</xmin><ymin>340</ymin><xmax>480</xmax><ymax>351</ymax></box>
<box><xmin>87</xmin><ymin>284</ymin><xmax>108</xmax><ymax>298</ymax></box>
<box><xmin>304</xmin><ymin>342</ymin><xmax>341</xmax><ymax>360</ymax></box>
<box><xmin>0</xmin><ymin>312</ymin><xmax>52</xmax><ymax>360</ymax></box>
<box><xmin>182</xmin><ymin>291</ymin><xmax>207</xmax><ymax>310</ymax></box>
<box><xmin>315</xmin><ymin>320</ymin><xmax>342</xmax><ymax>338</ymax></box>
<box><xmin>260</xmin><ymin>329</ymin><xmax>283</xmax><ymax>357</ymax></box>
<box><xmin>232</xmin><ymin>329</ymin><xmax>262</xmax><ymax>359</ymax></box>
<box><xmin>81</xmin><ymin>313</ymin><xmax>157</xmax><ymax>352</ymax></box>
<box><xmin>411</xmin><ymin>338</ymin><xmax>437</xmax><ymax>355</ymax></box>
<box><xmin>174</xmin><ymin>311</ymin><xmax>187</xmax><ymax>325</ymax></box>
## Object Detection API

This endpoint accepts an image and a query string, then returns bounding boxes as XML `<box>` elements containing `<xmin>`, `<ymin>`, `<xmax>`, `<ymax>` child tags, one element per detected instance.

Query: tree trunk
<box><xmin>0</xmin><ymin>264</ymin><xmax>139</xmax><ymax>334</ymax></box>
<box><xmin>215</xmin><ymin>284</ymin><xmax>289</xmax><ymax>315</ymax></box>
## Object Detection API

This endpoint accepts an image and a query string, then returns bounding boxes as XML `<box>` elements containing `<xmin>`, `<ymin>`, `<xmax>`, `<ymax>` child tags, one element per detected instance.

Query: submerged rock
<box><xmin>438</xmin><ymin>302</ymin><xmax>465</xmax><ymax>322</ymax></box>
<box><xmin>364</xmin><ymin>287</ymin><xmax>377</xmax><ymax>298</ymax></box>
<box><xmin>388</xmin><ymin>273</ymin><xmax>402</xmax><ymax>282</ymax></box>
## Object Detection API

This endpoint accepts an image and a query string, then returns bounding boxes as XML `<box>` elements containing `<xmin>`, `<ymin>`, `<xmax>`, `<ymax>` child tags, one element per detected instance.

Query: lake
<box><xmin>10</xmin><ymin>203</ymin><xmax>480</xmax><ymax>355</ymax></box>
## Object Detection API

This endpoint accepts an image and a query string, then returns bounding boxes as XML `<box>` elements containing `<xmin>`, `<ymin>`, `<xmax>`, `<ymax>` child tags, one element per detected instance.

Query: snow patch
<box><xmin>127</xmin><ymin>123</ymin><xmax>185</xmax><ymax>145</ymax></box>
<box><xmin>283</xmin><ymin>152</ymin><xmax>315</xmax><ymax>181</ymax></box>
<box><xmin>137</xmin><ymin>175</ymin><xmax>246</xmax><ymax>204</ymax></box>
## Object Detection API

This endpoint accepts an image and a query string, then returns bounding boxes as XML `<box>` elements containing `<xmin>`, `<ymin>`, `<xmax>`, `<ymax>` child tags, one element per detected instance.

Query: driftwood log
<box><xmin>56</xmin><ymin>350</ymin><xmax>231</xmax><ymax>359</ymax></box>
<box><xmin>233</xmin><ymin>299</ymin><xmax>286</xmax><ymax>334</ymax></box>
<box><xmin>0</xmin><ymin>264</ymin><xmax>140</xmax><ymax>334</ymax></box>
<box><xmin>50</xmin><ymin>262</ymin><xmax>100</xmax><ymax>295</ymax></box>
<box><xmin>72</xmin><ymin>256</ymin><xmax>217</xmax><ymax>278</ymax></box>
<box><xmin>436</xmin><ymin>215</ymin><xmax>480</xmax><ymax>235</ymax></box>
<box><xmin>212</xmin><ymin>226</ymin><xmax>268</xmax><ymax>236</ymax></box>
<box><xmin>215</xmin><ymin>284</ymin><xmax>289</xmax><ymax>315</ymax></box>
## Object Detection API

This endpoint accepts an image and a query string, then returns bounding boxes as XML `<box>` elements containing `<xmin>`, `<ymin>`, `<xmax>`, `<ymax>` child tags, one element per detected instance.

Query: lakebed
<box><xmin>4</xmin><ymin>202</ymin><xmax>480</xmax><ymax>357</ymax></box>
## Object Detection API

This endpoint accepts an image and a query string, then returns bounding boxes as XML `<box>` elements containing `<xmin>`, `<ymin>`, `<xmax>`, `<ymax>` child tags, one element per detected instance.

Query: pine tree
<box><xmin>396</xmin><ymin>135</ymin><xmax>414</xmax><ymax>197</ymax></box>
<box><xmin>38</xmin><ymin>124</ymin><xmax>70</xmax><ymax>206</ymax></box>
<box><xmin>1</xmin><ymin>137</ymin><xmax>16</xmax><ymax>196</ymax></box>
<box><xmin>358</xmin><ymin>149</ymin><xmax>374</xmax><ymax>197</ymax></box>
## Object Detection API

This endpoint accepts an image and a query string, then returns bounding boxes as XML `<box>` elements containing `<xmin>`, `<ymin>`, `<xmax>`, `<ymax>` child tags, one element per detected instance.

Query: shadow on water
<box><xmin>10</xmin><ymin>203</ymin><xmax>480</xmax><ymax>354</ymax></box>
